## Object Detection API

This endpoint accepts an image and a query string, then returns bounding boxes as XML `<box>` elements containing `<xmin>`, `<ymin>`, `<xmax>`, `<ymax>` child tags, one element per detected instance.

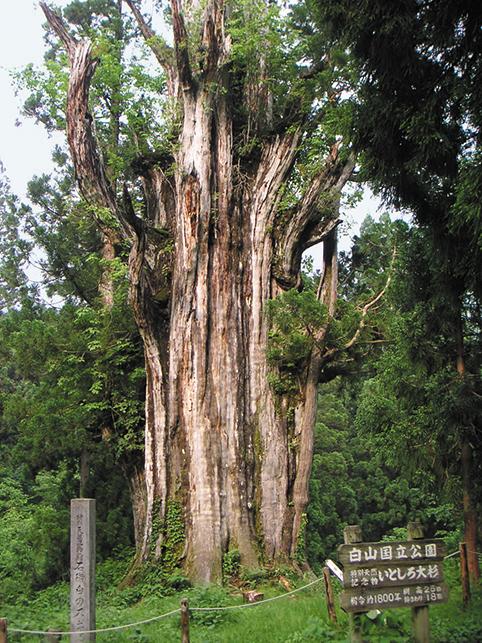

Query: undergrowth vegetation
<box><xmin>2</xmin><ymin>554</ymin><xmax>481</xmax><ymax>642</ymax></box>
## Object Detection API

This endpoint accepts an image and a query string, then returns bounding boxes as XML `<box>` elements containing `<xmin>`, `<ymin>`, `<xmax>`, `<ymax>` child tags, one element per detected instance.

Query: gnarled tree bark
<box><xmin>41</xmin><ymin>0</ymin><xmax>355</xmax><ymax>582</ymax></box>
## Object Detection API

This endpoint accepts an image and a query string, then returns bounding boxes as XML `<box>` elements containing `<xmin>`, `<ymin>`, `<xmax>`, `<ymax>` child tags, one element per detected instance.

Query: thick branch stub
<box><xmin>274</xmin><ymin>148</ymin><xmax>356</xmax><ymax>290</ymax></box>
<box><xmin>304</xmin><ymin>218</ymin><xmax>341</xmax><ymax>251</ymax></box>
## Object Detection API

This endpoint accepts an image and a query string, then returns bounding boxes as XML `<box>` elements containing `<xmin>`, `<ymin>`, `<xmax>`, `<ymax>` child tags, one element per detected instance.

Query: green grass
<box><xmin>2</xmin><ymin>559</ymin><xmax>482</xmax><ymax>642</ymax></box>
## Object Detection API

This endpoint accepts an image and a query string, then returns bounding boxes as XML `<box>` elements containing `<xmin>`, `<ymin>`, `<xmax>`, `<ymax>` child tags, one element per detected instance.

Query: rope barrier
<box><xmin>191</xmin><ymin>576</ymin><xmax>324</xmax><ymax>612</ymax></box>
<box><xmin>8</xmin><ymin>608</ymin><xmax>181</xmax><ymax>636</ymax></box>
<box><xmin>6</xmin><ymin>577</ymin><xmax>324</xmax><ymax>637</ymax></box>
<box><xmin>444</xmin><ymin>549</ymin><xmax>482</xmax><ymax>559</ymax></box>
<box><xmin>8</xmin><ymin>548</ymin><xmax>482</xmax><ymax>637</ymax></box>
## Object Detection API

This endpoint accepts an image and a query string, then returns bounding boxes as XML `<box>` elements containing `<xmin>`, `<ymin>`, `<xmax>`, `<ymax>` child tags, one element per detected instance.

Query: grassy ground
<box><xmin>2</xmin><ymin>559</ymin><xmax>482</xmax><ymax>642</ymax></box>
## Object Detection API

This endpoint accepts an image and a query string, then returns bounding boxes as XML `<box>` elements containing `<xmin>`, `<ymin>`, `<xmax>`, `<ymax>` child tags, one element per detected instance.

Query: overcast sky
<box><xmin>0</xmin><ymin>1</ymin><xmax>65</xmax><ymax>196</ymax></box>
<box><xmin>0</xmin><ymin>1</ymin><xmax>386</xmax><ymax>265</ymax></box>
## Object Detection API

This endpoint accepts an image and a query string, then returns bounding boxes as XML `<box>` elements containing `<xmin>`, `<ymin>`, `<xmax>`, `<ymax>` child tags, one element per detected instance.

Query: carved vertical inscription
<box><xmin>71</xmin><ymin>499</ymin><xmax>96</xmax><ymax>642</ymax></box>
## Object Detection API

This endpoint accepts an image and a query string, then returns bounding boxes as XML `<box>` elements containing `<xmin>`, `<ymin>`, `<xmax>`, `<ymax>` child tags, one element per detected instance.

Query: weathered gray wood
<box><xmin>407</xmin><ymin>521</ymin><xmax>425</xmax><ymax>540</ymax></box>
<box><xmin>340</xmin><ymin>530</ymin><xmax>449</xmax><ymax>615</ymax></box>
<box><xmin>0</xmin><ymin>618</ymin><xmax>6</xmax><ymax>643</ymax></box>
<box><xmin>323</xmin><ymin>567</ymin><xmax>337</xmax><ymax>624</ymax></box>
<box><xmin>344</xmin><ymin>526</ymin><xmax>364</xmax><ymax>643</ymax></box>
<box><xmin>460</xmin><ymin>542</ymin><xmax>471</xmax><ymax>608</ymax></box>
<box><xmin>181</xmin><ymin>598</ymin><xmax>190</xmax><ymax>643</ymax></box>
<box><xmin>242</xmin><ymin>591</ymin><xmax>265</xmax><ymax>603</ymax></box>
<box><xmin>71</xmin><ymin>499</ymin><xmax>96</xmax><ymax>643</ymax></box>
<box><xmin>344</xmin><ymin>525</ymin><xmax>363</xmax><ymax>544</ymax></box>
<box><xmin>408</xmin><ymin>522</ymin><xmax>429</xmax><ymax>643</ymax></box>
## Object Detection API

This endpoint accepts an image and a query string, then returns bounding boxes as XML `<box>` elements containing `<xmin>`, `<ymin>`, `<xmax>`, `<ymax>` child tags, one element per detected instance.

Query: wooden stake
<box><xmin>181</xmin><ymin>598</ymin><xmax>190</xmax><ymax>643</ymax></box>
<box><xmin>344</xmin><ymin>525</ymin><xmax>364</xmax><ymax>643</ymax></box>
<box><xmin>323</xmin><ymin>566</ymin><xmax>337</xmax><ymax>624</ymax></box>
<box><xmin>408</xmin><ymin>522</ymin><xmax>429</xmax><ymax>643</ymax></box>
<box><xmin>460</xmin><ymin>542</ymin><xmax>471</xmax><ymax>608</ymax></box>
<box><xmin>0</xmin><ymin>618</ymin><xmax>6</xmax><ymax>643</ymax></box>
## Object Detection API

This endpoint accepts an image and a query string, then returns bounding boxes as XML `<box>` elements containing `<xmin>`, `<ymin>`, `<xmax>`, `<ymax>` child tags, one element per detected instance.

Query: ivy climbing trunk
<box><xmin>41</xmin><ymin>0</ymin><xmax>355</xmax><ymax>582</ymax></box>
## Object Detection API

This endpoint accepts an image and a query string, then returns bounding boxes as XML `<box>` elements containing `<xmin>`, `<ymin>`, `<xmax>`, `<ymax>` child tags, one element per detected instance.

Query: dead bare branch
<box><xmin>39</xmin><ymin>2</ymin><xmax>77</xmax><ymax>58</ymax></box>
<box><xmin>123</xmin><ymin>0</ymin><xmax>175</xmax><ymax>82</ymax></box>
<box><xmin>344</xmin><ymin>245</ymin><xmax>397</xmax><ymax>350</ymax></box>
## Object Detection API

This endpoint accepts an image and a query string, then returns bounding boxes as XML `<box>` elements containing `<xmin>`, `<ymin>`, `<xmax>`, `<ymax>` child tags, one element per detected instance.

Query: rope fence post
<box><xmin>460</xmin><ymin>543</ymin><xmax>471</xmax><ymax>608</ymax></box>
<box><xmin>181</xmin><ymin>598</ymin><xmax>190</xmax><ymax>643</ymax></box>
<box><xmin>0</xmin><ymin>618</ymin><xmax>6</xmax><ymax>643</ymax></box>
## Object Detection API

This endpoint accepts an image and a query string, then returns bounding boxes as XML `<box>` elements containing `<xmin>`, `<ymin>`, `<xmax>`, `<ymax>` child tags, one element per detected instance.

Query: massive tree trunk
<box><xmin>41</xmin><ymin>0</ymin><xmax>355</xmax><ymax>582</ymax></box>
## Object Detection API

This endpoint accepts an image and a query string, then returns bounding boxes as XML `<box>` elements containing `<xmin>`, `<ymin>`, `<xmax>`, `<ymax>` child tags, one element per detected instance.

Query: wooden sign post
<box><xmin>338</xmin><ymin>524</ymin><xmax>449</xmax><ymax>642</ymax></box>
<box><xmin>344</xmin><ymin>525</ymin><xmax>364</xmax><ymax>643</ymax></box>
<box><xmin>0</xmin><ymin>618</ymin><xmax>6</xmax><ymax>643</ymax></box>
<box><xmin>408</xmin><ymin>522</ymin><xmax>430</xmax><ymax>643</ymax></box>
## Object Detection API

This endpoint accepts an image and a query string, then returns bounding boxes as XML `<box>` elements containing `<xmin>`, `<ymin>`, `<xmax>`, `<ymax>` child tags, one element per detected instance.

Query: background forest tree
<box><xmin>317</xmin><ymin>0</ymin><xmax>482</xmax><ymax>580</ymax></box>
<box><xmin>305</xmin><ymin>213</ymin><xmax>464</xmax><ymax>573</ymax></box>
<box><xmin>0</xmin><ymin>169</ymin><xmax>142</xmax><ymax>598</ymax></box>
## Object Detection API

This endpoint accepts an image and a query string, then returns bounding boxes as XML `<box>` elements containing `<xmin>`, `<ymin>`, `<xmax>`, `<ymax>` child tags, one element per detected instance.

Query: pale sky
<box><xmin>0</xmin><ymin>0</ymin><xmax>386</xmax><ymax>266</ymax></box>
<box><xmin>0</xmin><ymin>0</ymin><xmax>68</xmax><ymax>197</ymax></box>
